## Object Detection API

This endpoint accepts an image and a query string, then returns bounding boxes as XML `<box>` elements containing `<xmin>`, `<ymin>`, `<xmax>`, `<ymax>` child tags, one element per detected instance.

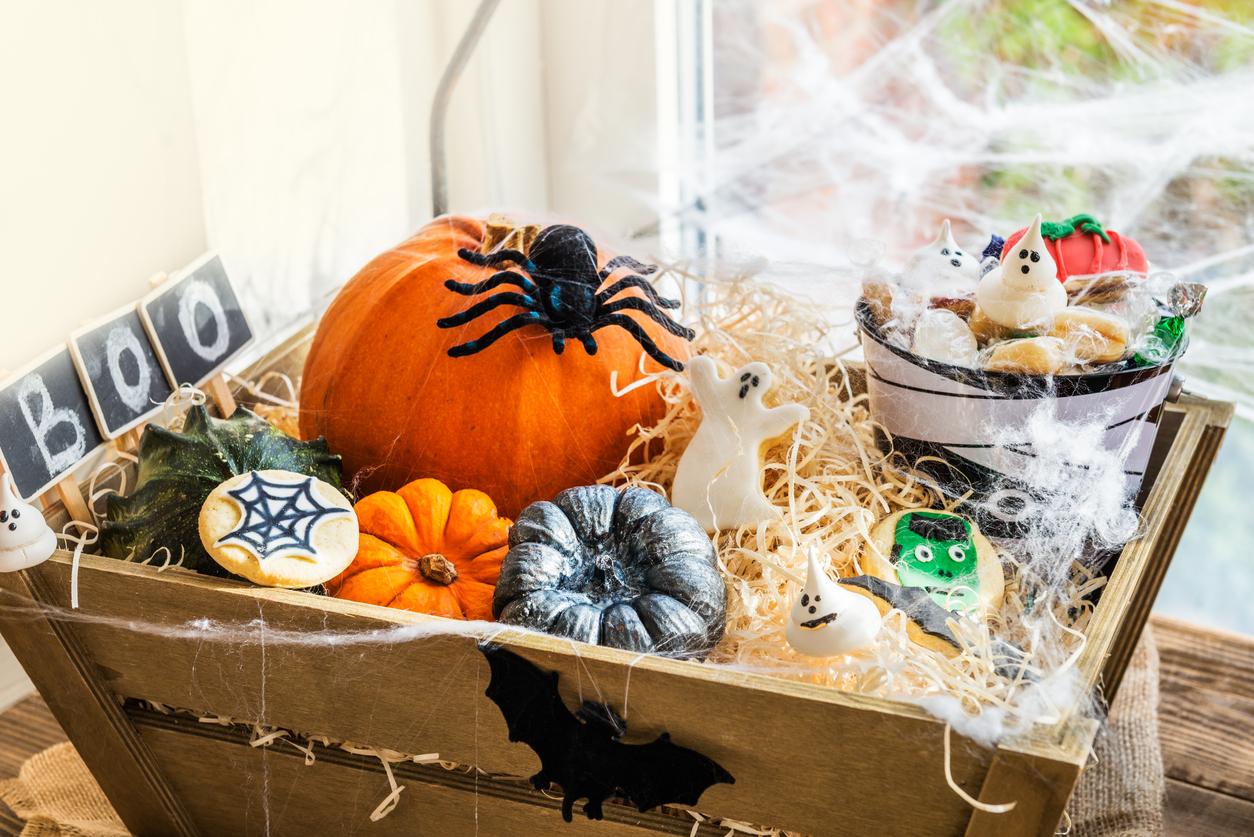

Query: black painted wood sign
<box><xmin>140</xmin><ymin>253</ymin><xmax>254</xmax><ymax>389</ymax></box>
<box><xmin>69</xmin><ymin>305</ymin><xmax>175</xmax><ymax>439</ymax></box>
<box><xmin>0</xmin><ymin>347</ymin><xmax>105</xmax><ymax>499</ymax></box>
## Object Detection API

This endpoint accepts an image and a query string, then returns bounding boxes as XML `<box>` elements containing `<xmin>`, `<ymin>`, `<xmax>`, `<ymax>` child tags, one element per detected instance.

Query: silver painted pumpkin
<box><xmin>493</xmin><ymin>485</ymin><xmax>725</xmax><ymax>657</ymax></box>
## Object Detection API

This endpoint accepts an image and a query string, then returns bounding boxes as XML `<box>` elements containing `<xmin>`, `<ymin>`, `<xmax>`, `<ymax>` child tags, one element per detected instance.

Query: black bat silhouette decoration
<box><xmin>479</xmin><ymin>644</ymin><xmax>735</xmax><ymax>822</ymax></box>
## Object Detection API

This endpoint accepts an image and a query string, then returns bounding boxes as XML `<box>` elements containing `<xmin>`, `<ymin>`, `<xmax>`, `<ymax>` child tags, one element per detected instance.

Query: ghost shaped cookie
<box><xmin>199</xmin><ymin>469</ymin><xmax>358</xmax><ymax>588</ymax></box>
<box><xmin>785</xmin><ymin>551</ymin><xmax>881</xmax><ymax>657</ymax></box>
<box><xmin>671</xmin><ymin>356</ymin><xmax>809</xmax><ymax>531</ymax></box>
<box><xmin>0</xmin><ymin>477</ymin><xmax>57</xmax><ymax>573</ymax></box>
<box><xmin>901</xmin><ymin>219</ymin><xmax>981</xmax><ymax>296</ymax></box>
<box><xmin>863</xmin><ymin>509</ymin><xmax>1003</xmax><ymax>619</ymax></box>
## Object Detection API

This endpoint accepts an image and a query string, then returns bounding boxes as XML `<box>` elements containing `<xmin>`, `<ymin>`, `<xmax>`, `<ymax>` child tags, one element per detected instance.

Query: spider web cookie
<box><xmin>199</xmin><ymin>469</ymin><xmax>358</xmax><ymax>588</ymax></box>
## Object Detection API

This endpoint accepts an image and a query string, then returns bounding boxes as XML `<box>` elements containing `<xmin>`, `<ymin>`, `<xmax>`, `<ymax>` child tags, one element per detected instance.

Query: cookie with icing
<box><xmin>864</xmin><ymin>509</ymin><xmax>1003</xmax><ymax>619</ymax></box>
<box><xmin>785</xmin><ymin>552</ymin><xmax>881</xmax><ymax>657</ymax></box>
<box><xmin>0</xmin><ymin>477</ymin><xmax>56</xmax><ymax>573</ymax></box>
<box><xmin>672</xmin><ymin>356</ymin><xmax>809</xmax><ymax>531</ymax></box>
<box><xmin>199</xmin><ymin>469</ymin><xmax>358</xmax><ymax>588</ymax></box>
<box><xmin>838</xmin><ymin>575</ymin><xmax>962</xmax><ymax>657</ymax></box>
<box><xmin>839</xmin><ymin>575</ymin><xmax>1033</xmax><ymax>680</ymax></box>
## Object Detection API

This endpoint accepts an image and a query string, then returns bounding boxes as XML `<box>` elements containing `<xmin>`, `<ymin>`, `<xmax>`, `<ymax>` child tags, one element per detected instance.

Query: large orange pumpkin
<box><xmin>299</xmin><ymin>215</ymin><xmax>690</xmax><ymax>515</ymax></box>
<box><xmin>327</xmin><ymin>478</ymin><xmax>509</xmax><ymax>620</ymax></box>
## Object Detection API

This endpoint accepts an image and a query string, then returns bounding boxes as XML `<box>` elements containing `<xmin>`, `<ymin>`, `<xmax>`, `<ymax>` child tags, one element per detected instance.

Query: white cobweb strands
<box><xmin>658</xmin><ymin>0</ymin><xmax>1254</xmax><ymax>412</ymax></box>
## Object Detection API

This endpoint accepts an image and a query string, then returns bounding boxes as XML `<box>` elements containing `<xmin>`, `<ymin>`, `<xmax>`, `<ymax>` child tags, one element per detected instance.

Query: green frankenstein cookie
<box><xmin>890</xmin><ymin>511</ymin><xmax>980</xmax><ymax>616</ymax></box>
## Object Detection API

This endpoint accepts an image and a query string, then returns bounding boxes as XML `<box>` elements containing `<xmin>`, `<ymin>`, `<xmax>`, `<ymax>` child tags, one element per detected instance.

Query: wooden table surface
<box><xmin>1</xmin><ymin>615</ymin><xmax>1250</xmax><ymax>836</ymax></box>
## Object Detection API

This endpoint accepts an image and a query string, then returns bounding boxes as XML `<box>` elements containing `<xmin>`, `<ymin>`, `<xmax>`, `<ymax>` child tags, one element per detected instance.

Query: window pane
<box><xmin>697</xmin><ymin>0</ymin><xmax>1254</xmax><ymax>633</ymax></box>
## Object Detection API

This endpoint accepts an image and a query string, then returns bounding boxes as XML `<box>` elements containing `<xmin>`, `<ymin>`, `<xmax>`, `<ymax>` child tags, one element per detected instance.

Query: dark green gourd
<box><xmin>493</xmin><ymin>485</ymin><xmax>725</xmax><ymax>657</ymax></box>
<box><xmin>100</xmin><ymin>405</ymin><xmax>344</xmax><ymax>579</ymax></box>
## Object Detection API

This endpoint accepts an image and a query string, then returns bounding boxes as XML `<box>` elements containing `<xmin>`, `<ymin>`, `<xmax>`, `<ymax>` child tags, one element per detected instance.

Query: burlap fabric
<box><xmin>0</xmin><ymin>630</ymin><xmax>1165</xmax><ymax>837</ymax></box>
<box><xmin>1067</xmin><ymin>624</ymin><xmax>1166</xmax><ymax>836</ymax></box>
<box><xmin>0</xmin><ymin>742</ymin><xmax>126</xmax><ymax>837</ymax></box>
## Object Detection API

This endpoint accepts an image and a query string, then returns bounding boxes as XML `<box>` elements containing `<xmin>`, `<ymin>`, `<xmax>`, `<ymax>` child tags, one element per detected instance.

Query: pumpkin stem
<box><xmin>1038</xmin><ymin>213</ymin><xmax>1112</xmax><ymax>244</ymax></box>
<box><xmin>480</xmin><ymin>213</ymin><xmax>541</xmax><ymax>256</ymax></box>
<box><xmin>418</xmin><ymin>553</ymin><xmax>458</xmax><ymax>585</ymax></box>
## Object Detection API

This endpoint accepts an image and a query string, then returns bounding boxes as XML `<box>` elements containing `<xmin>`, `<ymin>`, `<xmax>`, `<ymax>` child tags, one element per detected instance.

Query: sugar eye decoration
<box><xmin>1018</xmin><ymin>249</ymin><xmax>1028</xmax><ymax>258</ymax></box>
<box><xmin>1030</xmin><ymin>251</ymin><xmax>1041</xmax><ymax>263</ymax></box>
<box><xmin>948</xmin><ymin>544</ymin><xmax>967</xmax><ymax>563</ymax></box>
<box><xmin>914</xmin><ymin>545</ymin><xmax>934</xmax><ymax>563</ymax></box>
<box><xmin>941</xmin><ymin>248</ymin><xmax>951</xmax><ymax>256</ymax></box>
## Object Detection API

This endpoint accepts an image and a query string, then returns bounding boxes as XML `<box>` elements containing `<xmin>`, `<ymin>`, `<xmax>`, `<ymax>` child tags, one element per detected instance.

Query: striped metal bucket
<box><xmin>856</xmin><ymin>302</ymin><xmax>1181</xmax><ymax>539</ymax></box>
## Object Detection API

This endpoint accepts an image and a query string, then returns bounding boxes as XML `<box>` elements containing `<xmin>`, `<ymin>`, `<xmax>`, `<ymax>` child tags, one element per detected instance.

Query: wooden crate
<box><xmin>0</xmin><ymin>326</ymin><xmax>1233</xmax><ymax>837</ymax></box>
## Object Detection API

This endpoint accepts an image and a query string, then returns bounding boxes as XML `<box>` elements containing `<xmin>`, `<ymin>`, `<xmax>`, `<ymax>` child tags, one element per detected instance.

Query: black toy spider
<box><xmin>436</xmin><ymin>224</ymin><xmax>694</xmax><ymax>371</ymax></box>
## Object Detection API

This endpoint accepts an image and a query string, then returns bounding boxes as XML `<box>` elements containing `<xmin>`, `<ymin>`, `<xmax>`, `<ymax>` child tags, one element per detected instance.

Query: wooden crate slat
<box><xmin>136</xmin><ymin>720</ymin><xmax>702</xmax><ymax>837</ymax></box>
<box><xmin>16</xmin><ymin>553</ymin><xmax>1097</xmax><ymax>837</ymax></box>
<box><xmin>0</xmin><ymin>569</ymin><xmax>198</xmax><ymax>836</ymax></box>
<box><xmin>1097</xmin><ymin>399</ymin><xmax>1232</xmax><ymax>697</ymax></box>
<box><xmin>963</xmin><ymin>719</ymin><xmax>1095</xmax><ymax>837</ymax></box>
<box><xmin>1072</xmin><ymin>400</ymin><xmax>1213</xmax><ymax>700</ymax></box>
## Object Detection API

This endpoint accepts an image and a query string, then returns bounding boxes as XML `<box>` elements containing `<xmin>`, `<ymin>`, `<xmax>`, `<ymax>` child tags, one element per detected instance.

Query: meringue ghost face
<box><xmin>0</xmin><ymin>478</ymin><xmax>56</xmax><ymax>573</ymax></box>
<box><xmin>785</xmin><ymin>552</ymin><xmax>881</xmax><ymax>657</ymax></box>
<box><xmin>902</xmin><ymin>220</ymin><xmax>981</xmax><ymax>295</ymax></box>
<box><xmin>976</xmin><ymin>214</ymin><xmax>1067</xmax><ymax>330</ymax></box>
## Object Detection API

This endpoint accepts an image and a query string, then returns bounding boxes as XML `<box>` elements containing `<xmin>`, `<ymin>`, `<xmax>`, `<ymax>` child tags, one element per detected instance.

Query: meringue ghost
<box><xmin>785</xmin><ymin>551</ymin><xmax>881</xmax><ymax>657</ymax></box>
<box><xmin>0</xmin><ymin>477</ymin><xmax>57</xmax><ymax>572</ymax></box>
<box><xmin>902</xmin><ymin>219</ymin><xmax>981</xmax><ymax>295</ymax></box>
<box><xmin>672</xmin><ymin>356</ymin><xmax>809</xmax><ymax>532</ymax></box>
<box><xmin>976</xmin><ymin>214</ymin><xmax>1067</xmax><ymax>330</ymax></box>
<box><xmin>912</xmin><ymin>308</ymin><xmax>979</xmax><ymax>367</ymax></box>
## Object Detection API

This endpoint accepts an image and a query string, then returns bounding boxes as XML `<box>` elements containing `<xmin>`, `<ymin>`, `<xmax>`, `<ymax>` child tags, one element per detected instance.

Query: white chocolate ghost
<box><xmin>976</xmin><ymin>214</ymin><xmax>1067</xmax><ymax>330</ymax></box>
<box><xmin>0</xmin><ymin>477</ymin><xmax>56</xmax><ymax>573</ymax></box>
<box><xmin>785</xmin><ymin>551</ymin><xmax>881</xmax><ymax>657</ymax></box>
<box><xmin>901</xmin><ymin>219</ymin><xmax>981</xmax><ymax>295</ymax></box>
<box><xmin>912</xmin><ymin>308</ymin><xmax>979</xmax><ymax>367</ymax></box>
<box><xmin>672</xmin><ymin>356</ymin><xmax>809</xmax><ymax>532</ymax></box>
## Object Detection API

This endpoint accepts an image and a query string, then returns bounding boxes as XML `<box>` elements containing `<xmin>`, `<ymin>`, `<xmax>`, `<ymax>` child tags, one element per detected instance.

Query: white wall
<box><xmin>0</xmin><ymin>0</ymin><xmax>207</xmax><ymax>373</ymax></box>
<box><xmin>0</xmin><ymin>0</ymin><xmax>208</xmax><ymax>708</ymax></box>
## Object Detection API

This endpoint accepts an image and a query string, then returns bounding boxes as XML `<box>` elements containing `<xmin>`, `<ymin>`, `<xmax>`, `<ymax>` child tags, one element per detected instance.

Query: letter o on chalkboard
<box><xmin>105</xmin><ymin>325</ymin><xmax>152</xmax><ymax>414</ymax></box>
<box><xmin>178</xmin><ymin>279</ymin><xmax>231</xmax><ymax>363</ymax></box>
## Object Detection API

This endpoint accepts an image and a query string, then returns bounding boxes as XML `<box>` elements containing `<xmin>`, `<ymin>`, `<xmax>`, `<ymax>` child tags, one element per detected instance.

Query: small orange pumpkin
<box><xmin>327</xmin><ymin>478</ymin><xmax>509</xmax><ymax>620</ymax></box>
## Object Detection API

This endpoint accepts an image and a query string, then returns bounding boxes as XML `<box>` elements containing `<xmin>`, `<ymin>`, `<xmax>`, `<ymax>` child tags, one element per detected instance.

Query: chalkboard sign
<box><xmin>140</xmin><ymin>253</ymin><xmax>254</xmax><ymax>388</ymax></box>
<box><xmin>69</xmin><ymin>305</ymin><xmax>175</xmax><ymax>438</ymax></box>
<box><xmin>0</xmin><ymin>346</ymin><xmax>105</xmax><ymax>499</ymax></box>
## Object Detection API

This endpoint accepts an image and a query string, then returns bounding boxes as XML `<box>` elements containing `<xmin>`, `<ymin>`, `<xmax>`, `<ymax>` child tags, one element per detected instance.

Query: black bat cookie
<box><xmin>479</xmin><ymin>644</ymin><xmax>734</xmax><ymax>822</ymax></box>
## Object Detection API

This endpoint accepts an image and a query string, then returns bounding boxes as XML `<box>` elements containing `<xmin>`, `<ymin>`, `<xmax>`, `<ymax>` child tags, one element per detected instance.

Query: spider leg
<box><xmin>595</xmin><ymin>275</ymin><xmax>681</xmax><ymax>309</ymax></box>
<box><xmin>599</xmin><ymin>297</ymin><xmax>695</xmax><ymax>340</ymax></box>
<box><xmin>591</xmin><ymin>314</ymin><xmax>686</xmax><ymax>372</ymax></box>
<box><xmin>447</xmin><ymin>311</ymin><xmax>552</xmax><ymax>357</ymax></box>
<box><xmin>551</xmin><ymin>330</ymin><xmax>566</xmax><ymax>355</ymax></box>
<box><xmin>457</xmin><ymin>247</ymin><xmax>533</xmax><ymax>271</ymax></box>
<box><xmin>598</xmin><ymin>254</ymin><xmax>658</xmax><ymax>279</ymax></box>
<box><xmin>436</xmin><ymin>292</ymin><xmax>538</xmax><ymax>328</ymax></box>
<box><xmin>580</xmin><ymin>334</ymin><xmax>598</xmax><ymax>355</ymax></box>
<box><xmin>445</xmin><ymin>270</ymin><xmax>537</xmax><ymax>296</ymax></box>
